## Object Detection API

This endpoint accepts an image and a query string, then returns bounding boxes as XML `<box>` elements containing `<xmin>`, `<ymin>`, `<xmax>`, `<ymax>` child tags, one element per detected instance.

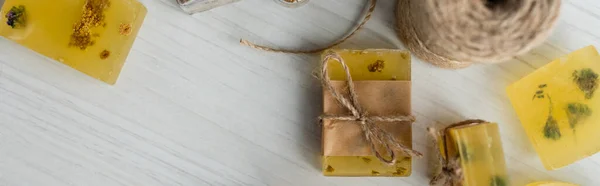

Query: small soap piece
<box><xmin>507</xmin><ymin>46</ymin><xmax>600</xmax><ymax>170</ymax></box>
<box><xmin>0</xmin><ymin>0</ymin><xmax>147</xmax><ymax>84</ymax></box>
<box><xmin>322</xmin><ymin>49</ymin><xmax>412</xmax><ymax>176</ymax></box>
<box><xmin>527</xmin><ymin>181</ymin><xmax>579</xmax><ymax>186</ymax></box>
<box><xmin>444</xmin><ymin>122</ymin><xmax>509</xmax><ymax>186</ymax></box>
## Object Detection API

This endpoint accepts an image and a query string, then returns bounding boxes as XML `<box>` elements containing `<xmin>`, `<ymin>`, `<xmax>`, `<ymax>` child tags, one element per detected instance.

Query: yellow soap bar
<box><xmin>507</xmin><ymin>46</ymin><xmax>600</xmax><ymax>170</ymax></box>
<box><xmin>446</xmin><ymin>123</ymin><xmax>509</xmax><ymax>186</ymax></box>
<box><xmin>322</xmin><ymin>49</ymin><xmax>412</xmax><ymax>176</ymax></box>
<box><xmin>0</xmin><ymin>0</ymin><xmax>147</xmax><ymax>84</ymax></box>
<box><xmin>526</xmin><ymin>181</ymin><xmax>579</xmax><ymax>186</ymax></box>
<box><xmin>326</xmin><ymin>49</ymin><xmax>411</xmax><ymax>81</ymax></box>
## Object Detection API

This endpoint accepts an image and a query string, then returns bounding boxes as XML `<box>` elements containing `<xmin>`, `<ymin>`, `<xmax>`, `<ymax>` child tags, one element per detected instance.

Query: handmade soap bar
<box><xmin>507</xmin><ymin>46</ymin><xmax>600</xmax><ymax>170</ymax></box>
<box><xmin>322</xmin><ymin>49</ymin><xmax>412</xmax><ymax>176</ymax></box>
<box><xmin>527</xmin><ymin>181</ymin><xmax>579</xmax><ymax>186</ymax></box>
<box><xmin>444</xmin><ymin>122</ymin><xmax>509</xmax><ymax>186</ymax></box>
<box><xmin>0</xmin><ymin>0</ymin><xmax>147</xmax><ymax>84</ymax></box>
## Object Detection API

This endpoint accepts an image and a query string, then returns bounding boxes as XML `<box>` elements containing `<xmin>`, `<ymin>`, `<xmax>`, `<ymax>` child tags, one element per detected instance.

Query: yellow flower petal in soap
<box><xmin>445</xmin><ymin>122</ymin><xmax>509</xmax><ymax>186</ymax></box>
<box><xmin>507</xmin><ymin>46</ymin><xmax>600</xmax><ymax>170</ymax></box>
<box><xmin>0</xmin><ymin>0</ymin><xmax>147</xmax><ymax>84</ymax></box>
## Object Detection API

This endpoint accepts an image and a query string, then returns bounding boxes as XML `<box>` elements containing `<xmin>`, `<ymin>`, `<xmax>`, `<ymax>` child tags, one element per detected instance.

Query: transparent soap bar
<box><xmin>444</xmin><ymin>122</ymin><xmax>509</xmax><ymax>186</ymax></box>
<box><xmin>176</xmin><ymin>0</ymin><xmax>240</xmax><ymax>14</ymax></box>
<box><xmin>507</xmin><ymin>46</ymin><xmax>600</xmax><ymax>170</ymax></box>
<box><xmin>322</xmin><ymin>49</ymin><xmax>412</xmax><ymax>176</ymax></box>
<box><xmin>0</xmin><ymin>0</ymin><xmax>147</xmax><ymax>84</ymax></box>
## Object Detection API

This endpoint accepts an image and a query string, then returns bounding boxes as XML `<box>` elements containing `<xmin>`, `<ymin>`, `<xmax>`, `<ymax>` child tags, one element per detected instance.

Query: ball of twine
<box><xmin>396</xmin><ymin>0</ymin><xmax>561</xmax><ymax>69</ymax></box>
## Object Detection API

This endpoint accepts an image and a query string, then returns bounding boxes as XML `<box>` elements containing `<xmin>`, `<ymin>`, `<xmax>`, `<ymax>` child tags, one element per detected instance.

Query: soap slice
<box><xmin>322</xmin><ymin>49</ymin><xmax>412</xmax><ymax>176</ymax></box>
<box><xmin>445</xmin><ymin>122</ymin><xmax>509</xmax><ymax>186</ymax></box>
<box><xmin>526</xmin><ymin>181</ymin><xmax>579</xmax><ymax>186</ymax></box>
<box><xmin>0</xmin><ymin>0</ymin><xmax>147</xmax><ymax>84</ymax></box>
<box><xmin>507</xmin><ymin>46</ymin><xmax>600</xmax><ymax>170</ymax></box>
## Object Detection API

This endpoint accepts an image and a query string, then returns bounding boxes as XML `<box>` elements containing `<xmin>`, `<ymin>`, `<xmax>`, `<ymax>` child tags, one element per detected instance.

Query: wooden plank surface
<box><xmin>1</xmin><ymin>0</ymin><xmax>599</xmax><ymax>185</ymax></box>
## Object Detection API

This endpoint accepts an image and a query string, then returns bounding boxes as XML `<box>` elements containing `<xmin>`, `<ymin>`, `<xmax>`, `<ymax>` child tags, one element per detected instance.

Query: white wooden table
<box><xmin>1</xmin><ymin>0</ymin><xmax>599</xmax><ymax>185</ymax></box>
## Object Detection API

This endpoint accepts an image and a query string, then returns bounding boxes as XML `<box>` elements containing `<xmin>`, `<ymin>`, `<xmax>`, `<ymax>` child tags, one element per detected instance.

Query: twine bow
<box><xmin>427</xmin><ymin>119</ymin><xmax>486</xmax><ymax>186</ymax></box>
<box><xmin>319</xmin><ymin>51</ymin><xmax>423</xmax><ymax>165</ymax></box>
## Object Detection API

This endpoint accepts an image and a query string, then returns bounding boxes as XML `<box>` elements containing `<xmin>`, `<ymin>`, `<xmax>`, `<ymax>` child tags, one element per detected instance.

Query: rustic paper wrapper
<box><xmin>322</xmin><ymin>81</ymin><xmax>412</xmax><ymax>156</ymax></box>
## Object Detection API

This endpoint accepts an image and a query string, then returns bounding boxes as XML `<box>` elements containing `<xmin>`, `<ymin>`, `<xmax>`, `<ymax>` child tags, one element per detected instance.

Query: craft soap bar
<box><xmin>322</xmin><ymin>49</ymin><xmax>412</xmax><ymax>176</ymax></box>
<box><xmin>0</xmin><ymin>0</ymin><xmax>147</xmax><ymax>84</ymax></box>
<box><xmin>445</xmin><ymin>123</ymin><xmax>508</xmax><ymax>186</ymax></box>
<box><xmin>326</xmin><ymin>49</ymin><xmax>411</xmax><ymax>81</ymax></box>
<box><xmin>507</xmin><ymin>46</ymin><xmax>600</xmax><ymax>170</ymax></box>
<box><xmin>527</xmin><ymin>181</ymin><xmax>579</xmax><ymax>186</ymax></box>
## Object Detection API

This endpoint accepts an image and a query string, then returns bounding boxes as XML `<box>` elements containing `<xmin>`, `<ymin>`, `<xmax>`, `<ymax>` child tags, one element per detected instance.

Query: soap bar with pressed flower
<box><xmin>444</xmin><ymin>122</ymin><xmax>509</xmax><ymax>186</ymax></box>
<box><xmin>0</xmin><ymin>0</ymin><xmax>146</xmax><ymax>84</ymax></box>
<box><xmin>322</xmin><ymin>49</ymin><xmax>413</xmax><ymax>176</ymax></box>
<box><xmin>506</xmin><ymin>46</ymin><xmax>600</xmax><ymax>170</ymax></box>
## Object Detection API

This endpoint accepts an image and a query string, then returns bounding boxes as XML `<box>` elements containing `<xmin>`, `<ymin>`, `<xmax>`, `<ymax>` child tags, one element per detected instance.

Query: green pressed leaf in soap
<box><xmin>490</xmin><ymin>176</ymin><xmax>507</xmax><ymax>186</ymax></box>
<box><xmin>573</xmin><ymin>68</ymin><xmax>598</xmax><ymax>99</ymax></box>
<box><xmin>459</xmin><ymin>143</ymin><xmax>474</xmax><ymax>162</ymax></box>
<box><xmin>533</xmin><ymin>85</ymin><xmax>562</xmax><ymax>140</ymax></box>
<box><xmin>544</xmin><ymin>115</ymin><xmax>561</xmax><ymax>140</ymax></box>
<box><xmin>566</xmin><ymin>103</ymin><xmax>592</xmax><ymax>129</ymax></box>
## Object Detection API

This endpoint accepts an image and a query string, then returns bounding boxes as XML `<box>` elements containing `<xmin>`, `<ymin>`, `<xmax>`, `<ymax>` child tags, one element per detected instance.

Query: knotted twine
<box><xmin>427</xmin><ymin>119</ymin><xmax>487</xmax><ymax>186</ymax></box>
<box><xmin>240</xmin><ymin>0</ymin><xmax>377</xmax><ymax>54</ymax></box>
<box><xmin>396</xmin><ymin>0</ymin><xmax>561</xmax><ymax>69</ymax></box>
<box><xmin>319</xmin><ymin>51</ymin><xmax>423</xmax><ymax>165</ymax></box>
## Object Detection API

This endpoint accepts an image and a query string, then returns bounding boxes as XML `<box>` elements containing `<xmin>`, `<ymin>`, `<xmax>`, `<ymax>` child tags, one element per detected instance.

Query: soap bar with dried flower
<box><xmin>443</xmin><ymin>122</ymin><xmax>509</xmax><ymax>186</ymax></box>
<box><xmin>322</xmin><ymin>49</ymin><xmax>413</xmax><ymax>176</ymax></box>
<box><xmin>507</xmin><ymin>46</ymin><xmax>600</xmax><ymax>170</ymax></box>
<box><xmin>0</xmin><ymin>0</ymin><xmax>146</xmax><ymax>84</ymax></box>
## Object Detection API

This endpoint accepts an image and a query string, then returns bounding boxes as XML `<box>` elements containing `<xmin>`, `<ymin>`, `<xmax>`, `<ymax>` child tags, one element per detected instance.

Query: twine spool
<box><xmin>396</xmin><ymin>0</ymin><xmax>561</xmax><ymax>69</ymax></box>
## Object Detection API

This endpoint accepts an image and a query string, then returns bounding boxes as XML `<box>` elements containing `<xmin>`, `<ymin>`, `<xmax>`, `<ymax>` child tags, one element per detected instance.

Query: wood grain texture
<box><xmin>0</xmin><ymin>0</ymin><xmax>599</xmax><ymax>185</ymax></box>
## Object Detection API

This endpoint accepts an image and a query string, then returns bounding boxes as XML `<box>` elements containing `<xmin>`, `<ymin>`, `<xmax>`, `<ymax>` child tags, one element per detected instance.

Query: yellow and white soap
<box><xmin>444</xmin><ymin>122</ymin><xmax>509</xmax><ymax>186</ymax></box>
<box><xmin>507</xmin><ymin>46</ymin><xmax>600</xmax><ymax>170</ymax></box>
<box><xmin>0</xmin><ymin>0</ymin><xmax>147</xmax><ymax>84</ymax></box>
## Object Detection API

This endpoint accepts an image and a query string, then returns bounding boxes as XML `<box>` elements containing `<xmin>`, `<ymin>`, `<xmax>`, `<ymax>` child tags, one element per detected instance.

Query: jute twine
<box><xmin>396</xmin><ymin>0</ymin><xmax>561</xmax><ymax>69</ymax></box>
<box><xmin>428</xmin><ymin>119</ymin><xmax>487</xmax><ymax>186</ymax></box>
<box><xmin>319</xmin><ymin>51</ymin><xmax>422</xmax><ymax>165</ymax></box>
<box><xmin>240</xmin><ymin>0</ymin><xmax>377</xmax><ymax>54</ymax></box>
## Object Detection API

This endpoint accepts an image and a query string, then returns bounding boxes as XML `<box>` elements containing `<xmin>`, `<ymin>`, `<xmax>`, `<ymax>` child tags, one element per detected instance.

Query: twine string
<box><xmin>240</xmin><ymin>0</ymin><xmax>377</xmax><ymax>54</ymax></box>
<box><xmin>319</xmin><ymin>51</ymin><xmax>422</xmax><ymax>165</ymax></box>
